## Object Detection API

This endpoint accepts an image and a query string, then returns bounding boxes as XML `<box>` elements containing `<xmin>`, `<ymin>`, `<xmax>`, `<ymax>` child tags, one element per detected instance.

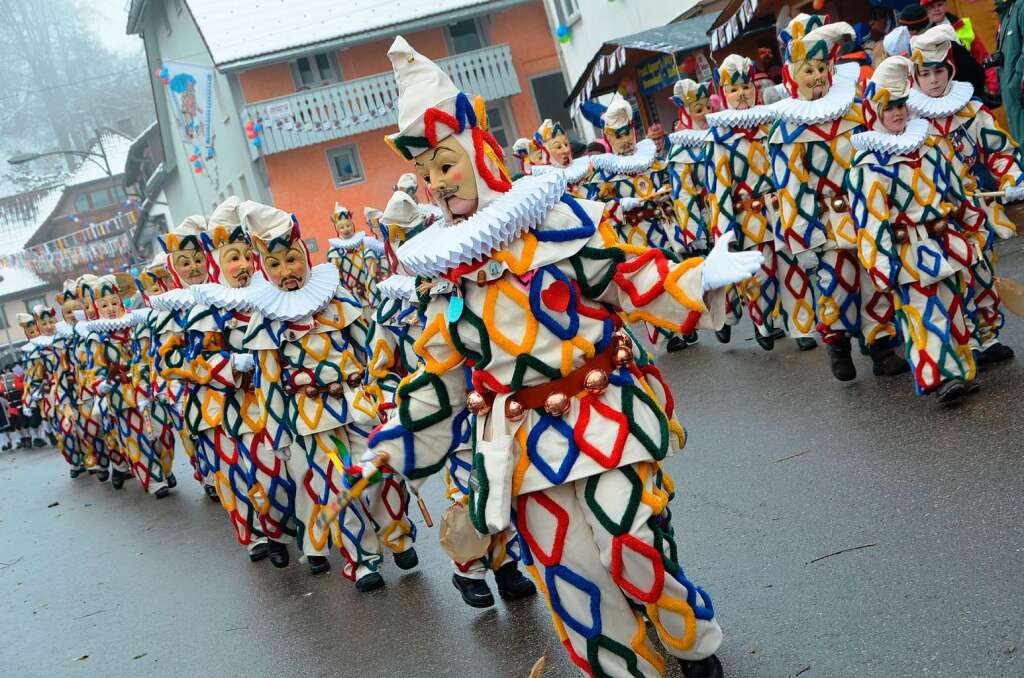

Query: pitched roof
<box><xmin>182</xmin><ymin>0</ymin><xmax>528</xmax><ymax>69</ymax></box>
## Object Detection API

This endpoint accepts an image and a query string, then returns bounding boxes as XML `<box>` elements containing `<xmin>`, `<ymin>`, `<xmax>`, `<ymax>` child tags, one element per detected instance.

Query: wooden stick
<box><xmin>315</xmin><ymin>451</ymin><xmax>390</xmax><ymax>529</ymax></box>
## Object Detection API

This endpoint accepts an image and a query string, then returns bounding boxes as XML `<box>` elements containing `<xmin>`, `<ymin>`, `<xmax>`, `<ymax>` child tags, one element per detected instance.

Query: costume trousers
<box><xmin>115</xmin><ymin>408</ymin><xmax>167</xmax><ymax>493</ymax></box>
<box><xmin>733</xmin><ymin>241</ymin><xmax>781</xmax><ymax>338</ymax></box>
<box><xmin>893</xmin><ymin>275</ymin><xmax>976</xmax><ymax>394</ymax></box>
<box><xmin>195</xmin><ymin>427</ymin><xmax>259</xmax><ymax>544</ymax></box>
<box><xmin>56</xmin><ymin>409</ymin><xmax>84</xmax><ymax>470</ymax></box>
<box><xmin>516</xmin><ymin>462</ymin><xmax>722</xmax><ymax>678</ymax></box>
<box><xmin>447</xmin><ymin>449</ymin><xmax>517</xmax><ymax>579</ymax></box>
<box><xmin>813</xmin><ymin>248</ymin><xmax>895</xmax><ymax>345</ymax></box>
<box><xmin>964</xmin><ymin>240</ymin><xmax>1004</xmax><ymax>347</ymax></box>
<box><xmin>77</xmin><ymin>401</ymin><xmax>109</xmax><ymax>471</ymax></box>
<box><xmin>774</xmin><ymin>246</ymin><xmax>816</xmax><ymax>338</ymax></box>
<box><xmin>150</xmin><ymin>400</ymin><xmax>181</xmax><ymax>480</ymax></box>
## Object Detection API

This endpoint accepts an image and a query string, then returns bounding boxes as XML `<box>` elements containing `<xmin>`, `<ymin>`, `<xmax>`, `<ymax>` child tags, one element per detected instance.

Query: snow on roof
<box><xmin>0</xmin><ymin>266</ymin><xmax>47</xmax><ymax>299</ymax></box>
<box><xmin>69</xmin><ymin>130</ymin><xmax>134</xmax><ymax>185</ymax></box>
<box><xmin>0</xmin><ymin>187</ymin><xmax>63</xmax><ymax>255</ymax></box>
<box><xmin>185</xmin><ymin>0</ymin><xmax>506</xmax><ymax>67</ymax></box>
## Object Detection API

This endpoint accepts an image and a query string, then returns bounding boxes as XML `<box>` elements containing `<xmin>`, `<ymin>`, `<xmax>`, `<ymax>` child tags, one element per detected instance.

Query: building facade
<box><xmin>128</xmin><ymin>0</ymin><xmax>569</xmax><ymax>259</ymax></box>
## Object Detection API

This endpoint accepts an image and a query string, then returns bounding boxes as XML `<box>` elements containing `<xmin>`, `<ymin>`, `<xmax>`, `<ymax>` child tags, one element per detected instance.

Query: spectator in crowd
<box><xmin>997</xmin><ymin>0</ymin><xmax>1024</xmax><ymax>139</ymax></box>
<box><xmin>921</xmin><ymin>0</ymin><xmax>999</xmax><ymax>96</ymax></box>
<box><xmin>756</xmin><ymin>46</ymin><xmax>782</xmax><ymax>82</ymax></box>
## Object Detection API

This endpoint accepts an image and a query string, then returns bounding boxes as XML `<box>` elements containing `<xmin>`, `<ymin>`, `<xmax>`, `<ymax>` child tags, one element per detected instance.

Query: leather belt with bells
<box><xmin>736</xmin><ymin>193</ymin><xmax>779</xmax><ymax>213</ymax></box>
<box><xmin>284</xmin><ymin>372</ymin><xmax>362</xmax><ymax>399</ymax></box>
<box><xmin>893</xmin><ymin>218</ymin><xmax>950</xmax><ymax>244</ymax></box>
<box><xmin>817</xmin><ymin>194</ymin><xmax>848</xmax><ymax>215</ymax></box>
<box><xmin>466</xmin><ymin>331</ymin><xmax>634</xmax><ymax>422</ymax></box>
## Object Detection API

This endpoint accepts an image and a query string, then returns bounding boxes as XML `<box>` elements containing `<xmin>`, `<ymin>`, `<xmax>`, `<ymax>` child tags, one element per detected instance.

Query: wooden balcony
<box><xmin>243</xmin><ymin>44</ymin><xmax>521</xmax><ymax>155</ymax></box>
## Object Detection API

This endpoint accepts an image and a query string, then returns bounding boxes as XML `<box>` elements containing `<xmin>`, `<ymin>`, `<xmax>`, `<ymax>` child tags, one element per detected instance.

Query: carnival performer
<box><xmin>52</xmin><ymin>281</ymin><xmax>86</xmax><ymax>477</ymax></box>
<box><xmin>29</xmin><ymin>304</ymin><xmax>59</xmax><ymax>446</ymax></box>
<box><xmin>368</xmin><ymin>36</ymin><xmax>767</xmax><ymax>678</ymax></box>
<box><xmin>529</xmin><ymin>119</ymin><xmax>593</xmax><ymax>198</ymax></box>
<box><xmin>151</xmin><ymin>217</ymin><xmax>216</xmax><ymax>498</ymax></box>
<box><xmin>175</xmin><ymin>197</ymin><xmax>279</xmax><ymax>559</ymax></box>
<box><xmin>394</xmin><ymin>172</ymin><xmax>420</xmax><ymax>198</ymax></box>
<box><xmin>370</xmin><ymin>190</ymin><xmax>536</xmax><ymax>608</ymax></box>
<box><xmin>88</xmin><ymin>274</ymin><xmax>171</xmax><ymax>497</ymax></box>
<box><xmin>908</xmin><ymin>23</ymin><xmax>1024</xmax><ymax>368</ymax></box>
<box><xmin>706</xmin><ymin>54</ymin><xmax>818</xmax><ymax>353</ymax></box>
<box><xmin>241</xmin><ymin>200</ymin><xmax>417</xmax><ymax>589</ymax></box>
<box><xmin>132</xmin><ymin>256</ymin><xmax>181</xmax><ymax>489</ymax></box>
<box><xmin>325</xmin><ymin>203</ymin><xmax>387</xmax><ymax>314</ymax></box>
<box><xmin>68</xmin><ymin>275</ymin><xmax>109</xmax><ymax>481</ymax></box>
<box><xmin>768</xmin><ymin>14</ymin><xmax>906</xmax><ymax>379</ymax></box>
<box><xmin>667</xmin><ymin>79</ymin><xmax>712</xmax><ymax>258</ymax></box>
<box><xmin>16</xmin><ymin>313</ymin><xmax>48</xmax><ymax>448</ymax></box>
<box><xmin>849</xmin><ymin>56</ymin><xmax>978</xmax><ymax>402</ymax></box>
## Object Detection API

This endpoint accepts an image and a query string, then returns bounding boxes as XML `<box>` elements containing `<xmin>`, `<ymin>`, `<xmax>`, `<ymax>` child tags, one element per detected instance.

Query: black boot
<box><xmin>795</xmin><ymin>337</ymin><xmax>818</xmax><ymax>351</ymax></box>
<box><xmin>166</xmin><ymin>473</ymin><xmax>177</xmax><ymax>488</ymax></box>
<box><xmin>684</xmin><ymin>332</ymin><xmax>700</xmax><ymax>346</ymax></box>
<box><xmin>69</xmin><ymin>468</ymin><xmax>82</xmax><ymax>479</ymax></box>
<box><xmin>754</xmin><ymin>327</ymin><xmax>784</xmax><ymax>352</ymax></box>
<box><xmin>935</xmin><ymin>377</ymin><xmax>968</xmax><ymax>404</ymax></box>
<box><xmin>679</xmin><ymin>654</ymin><xmax>724</xmax><ymax>678</ymax></box>
<box><xmin>666</xmin><ymin>335</ymin><xmax>689</xmax><ymax>353</ymax></box>
<box><xmin>827</xmin><ymin>336</ymin><xmax>857</xmax><ymax>381</ymax></box>
<box><xmin>714</xmin><ymin>325</ymin><xmax>732</xmax><ymax>344</ymax></box>
<box><xmin>248</xmin><ymin>542</ymin><xmax>269</xmax><ymax>563</ymax></box>
<box><xmin>494</xmin><ymin>563</ymin><xmax>537</xmax><ymax>601</ymax></box>
<box><xmin>267</xmin><ymin>540</ymin><xmax>289</xmax><ymax>568</ymax></box>
<box><xmin>154</xmin><ymin>486</ymin><xmax>171</xmax><ymax>499</ymax></box>
<box><xmin>47</xmin><ymin>433</ymin><xmax>57</xmax><ymax>447</ymax></box>
<box><xmin>203</xmin><ymin>484</ymin><xmax>219</xmax><ymax>502</ymax></box>
<box><xmin>870</xmin><ymin>340</ymin><xmax>910</xmax><ymax>376</ymax></box>
<box><xmin>110</xmin><ymin>470</ymin><xmax>127</xmax><ymax>490</ymax></box>
<box><xmin>308</xmin><ymin>555</ymin><xmax>331</xmax><ymax>575</ymax></box>
<box><xmin>96</xmin><ymin>470</ymin><xmax>109</xmax><ymax>482</ymax></box>
<box><xmin>356</xmin><ymin>572</ymin><xmax>385</xmax><ymax>592</ymax></box>
<box><xmin>33</xmin><ymin>437</ymin><xmax>47</xmax><ymax>448</ymax></box>
<box><xmin>452</xmin><ymin>573</ymin><xmax>495</xmax><ymax>608</ymax></box>
<box><xmin>393</xmin><ymin>548</ymin><xmax>419</xmax><ymax>570</ymax></box>
<box><xmin>975</xmin><ymin>342</ymin><xmax>1015</xmax><ymax>369</ymax></box>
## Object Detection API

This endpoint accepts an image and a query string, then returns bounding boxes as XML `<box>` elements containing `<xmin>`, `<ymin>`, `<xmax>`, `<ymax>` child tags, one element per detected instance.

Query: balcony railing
<box><xmin>243</xmin><ymin>44</ymin><xmax>521</xmax><ymax>156</ymax></box>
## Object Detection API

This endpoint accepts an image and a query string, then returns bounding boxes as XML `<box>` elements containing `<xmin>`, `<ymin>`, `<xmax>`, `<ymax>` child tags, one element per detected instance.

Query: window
<box><xmin>326</xmin><ymin>144</ymin><xmax>365</xmax><ymax>188</ymax></box>
<box><xmin>74</xmin><ymin>194</ymin><xmax>91</xmax><ymax>213</ymax></box>
<box><xmin>551</xmin><ymin>0</ymin><xmax>580</xmax><ymax>26</ymax></box>
<box><xmin>88</xmin><ymin>189</ymin><xmax>114</xmax><ymax>209</ymax></box>
<box><xmin>292</xmin><ymin>51</ymin><xmax>340</xmax><ymax>89</ymax></box>
<box><xmin>444</xmin><ymin>18</ymin><xmax>488</xmax><ymax>55</ymax></box>
<box><xmin>305</xmin><ymin>238</ymin><xmax>319</xmax><ymax>254</ymax></box>
<box><xmin>529</xmin><ymin>71</ymin><xmax>573</xmax><ymax>135</ymax></box>
<box><xmin>484</xmin><ymin>99</ymin><xmax>516</xmax><ymax>156</ymax></box>
<box><xmin>24</xmin><ymin>297</ymin><xmax>45</xmax><ymax>313</ymax></box>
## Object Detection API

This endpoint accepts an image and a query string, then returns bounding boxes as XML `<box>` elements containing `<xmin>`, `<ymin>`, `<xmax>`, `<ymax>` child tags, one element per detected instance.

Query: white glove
<box><xmin>136</xmin><ymin>397</ymin><xmax>150</xmax><ymax>412</ymax></box>
<box><xmin>1002</xmin><ymin>185</ymin><xmax>1024</xmax><ymax>202</ymax></box>
<box><xmin>22</xmin><ymin>406</ymin><xmax>32</xmax><ymax>416</ymax></box>
<box><xmin>701</xmin><ymin>232</ymin><xmax>765</xmax><ymax>291</ymax></box>
<box><xmin>97</xmin><ymin>381</ymin><xmax>113</xmax><ymax>395</ymax></box>
<box><xmin>619</xmin><ymin>197</ymin><xmax>643</xmax><ymax>211</ymax></box>
<box><xmin>231</xmin><ymin>353</ymin><xmax>255</xmax><ymax>374</ymax></box>
<box><xmin>359</xmin><ymin>450</ymin><xmax>378</xmax><ymax>465</ymax></box>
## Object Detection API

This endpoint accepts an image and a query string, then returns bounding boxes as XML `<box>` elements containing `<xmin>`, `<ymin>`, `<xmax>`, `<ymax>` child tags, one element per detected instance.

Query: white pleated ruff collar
<box><xmin>706</xmin><ymin>104</ymin><xmax>775</xmax><ymax>129</ymax></box>
<box><xmin>396</xmin><ymin>171</ymin><xmax>568</xmax><ymax>279</ymax></box>
<box><xmin>765</xmin><ymin>62</ymin><xmax>859</xmax><ymax>126</ymax></box>
<box><xmin>149</xmin><ymin>288</ymin><xmax>196</xmax><ymax>312</ymax></box>
<box><xmin>328</xmin><ymin>232</ymin><xmax>385</xmax><ymax>255</ymax></box>
<box><xmin>246</xmin><ymin>263</ymin><xmax>342</xmax><ymax>321</ymax></box>
<box><xmin>530</xmin><ymin>156</ymin><xmax>593</xmax><ymax>183</ymax></box>
<box><xmin>588</xmin><ymin>138</ymin><xmax>658</xmax><ymax>175</ymax></box>
<box><xmin>377</xmin><ymin>274</ymin><xmax>418</xmax><ymax>302</ymax></box>
<box><xmin>669</xmin><ymin>129</ymin><xmax>711</xmax><ymax>147</ymax></box>
<box><xmin>87</xmin><ymin>314</ymin><xmax>141</xmax><ymax>333</ymax></box>
<box><xmin>191</xmin><ymin>276</ymin><xmax>273</xmax><ymax>313</ymax></box>
<box><xmin>55</xmin><ymin>321</ymin><xmax>74</xmax><ymax>339</ymax></box>
<box><xmin>907</xmin><ymin>81</ymin><xmax>974</xmax><ymax>119</ymax></box>
<box><xmin>852</xmin><ymin>117</ymin><xmax>931</xmax><ymax>155</ymax></box>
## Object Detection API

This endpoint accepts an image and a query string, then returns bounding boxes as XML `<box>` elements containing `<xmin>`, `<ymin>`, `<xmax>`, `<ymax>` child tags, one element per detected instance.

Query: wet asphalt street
<box><xmin>2</xmin><ymin>241</ymin><xmax>1023</xmax><ymax>678</ymax></box>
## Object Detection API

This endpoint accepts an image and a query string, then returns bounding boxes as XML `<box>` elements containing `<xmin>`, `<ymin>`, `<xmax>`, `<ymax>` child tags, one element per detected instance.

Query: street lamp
<box><xmin>6</xmin><ymin>132</ymin><xmax>112</xmax><ymax>177</ymax></box>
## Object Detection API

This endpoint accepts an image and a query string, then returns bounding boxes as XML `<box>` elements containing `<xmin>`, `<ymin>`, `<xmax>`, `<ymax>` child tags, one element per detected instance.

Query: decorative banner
<box><xmin>161</xmin><ymin>60</ymin><xmax>219</xmax><ymax>187</ymax></box>
<box><xmin>710</xmin><ymin>0</ymin><xmax>759</xmax><ymax>52</ymax></box>
<box><xmin>0</xmin><ymin>210</ymin><xmax>139</xmax><ymax>275</ymax></box>
<box><xmin>636</xmin><ymin>53</ymin><xmax>678</xmax><ymax>95</ymax></box>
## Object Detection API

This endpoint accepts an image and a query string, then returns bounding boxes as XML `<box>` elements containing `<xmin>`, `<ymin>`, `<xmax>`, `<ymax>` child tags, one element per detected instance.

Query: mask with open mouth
<box><xmin>242</xmin><ymin>200</ymin><xmax>312</xmax><ymax>292</ymax></box>
<box><xmin>778</xmin><ymin>14</ymin><xmax>854</xmax><ymax>102</ymax></box>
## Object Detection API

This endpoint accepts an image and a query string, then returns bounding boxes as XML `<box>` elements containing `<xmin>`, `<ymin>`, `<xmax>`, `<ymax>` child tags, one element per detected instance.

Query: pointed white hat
<box><xmin>603</xmin><ymin>99</ymin><xmax>633</xmax><ymax>130</ymax></box>
<box><xmin>910</xmin><ymin>24</ymin><xmax>957</xmax><ymax>65</ymax></box>
<box><xmin>386</xmin><ymin>36</ymin><xmax>461</xmax><ymax>143</ymax></box>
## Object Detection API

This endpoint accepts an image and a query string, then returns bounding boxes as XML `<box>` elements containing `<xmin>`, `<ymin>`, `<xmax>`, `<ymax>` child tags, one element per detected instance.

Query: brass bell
<box><xmin>303</xmin><ymin>385</ymin><xmax>320</xmax><ymax>398</ymax></box>
<box><xmin>614</xmin><ymin>346</ymin><xmax>634</xmax><ymax>368</ymax></box>
<box><xmin>505</xmin><ymin>399</ymin><xmax>525</xmax><ymax>422</ymax></box>
<box><xmin>327</xmin><ymin>382</ymin><xmax>345</xmax><ymax>398</ymax></box>
<box><xmin>613</xmin><ymin>330</ymin><xmax>631</xmax><ymax>348</ymax></box>
<box><xmin>543</xmin><ymin>392</ymin><xmax>570</xmax><ymax>416</ymax></box>
<box><xmin>770</xmin><ymin>194</ymin><xmax>780</xmax><ymax>211</ymax></box>
<box><xmin>894</xmin><ymin>227</ymin><xmax>909</xmax><ymax>244</ymax></box>
<box><xmin>750</xmin><ymin>198</ymin><xmax>764</xmax><ymax>212</ymax></box>
<box><xmin>831</xmin><ymin>197</ymin><xmax>847</xmax><ymax>213</ymax></box>
<box><xmin>466</xmin><ymin>390</ymin><xmax>491</xmax><ymax>415</ymax></box>
<box><xmin>346</xmin><ymin>372</ymin><xmax>363</xmax><ymax>388</ymax></box>
<box><xmin>584</xmin><ymin>369</ymin><xmax>609</xmax><ymax>395</ymax></box>
<box><xmin>931</xmin><ymin>219</ymin><xmax>949</xmax><ymax>237</ymax></box>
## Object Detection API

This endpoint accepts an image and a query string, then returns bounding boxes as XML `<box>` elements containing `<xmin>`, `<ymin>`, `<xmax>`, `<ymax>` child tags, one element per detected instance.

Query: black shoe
<box><xmin>494</xmin><ymin>563</ymin><xmax>537</xmax><ymax>601</ymax></box>
<box><xmin>248</xmin><ymin>542</ymin><xmax>269</xmax><ymax>563</ymax></box>
<box><xmin>452</xmin><ymin>573</ymin><xmax>495</xmax><ymax>608</ymax></box>
<box><xmin>203</xmin><ymin>484</ymin><xmax>219</xmax><ymax>502</ymax></box>
<box><xmin>111</xmin><ymin>470</ymin><xmax>127</xmax><ymax>490</ymax></box>
<box><xmin>795</xmin><ymin>337</ymin><xmax>818</xmax><ymax>351</ymax></box>
<box><xmin>870</xmin><ymin>341</ymin><xmax>910</xmax><ymax>376</ymax></box>
<box><xmin>356</xmin><ymin>572</ymin><xmax>386</xmax><ymax>592</ymax></box>
<box><xmin>666</xmin><ymin>335</ymin><xmax>689</xmax><ymax>353</ymax></box>
<box><xmin>47</xmin><ymin>434</ymin><xmax>57</xmax><ymax>446</ymax></box>
<box><xmin>975</xmin><ymin>342</ymin><xmax>1015</xmax><ymax>370</ymax></box>
<box><xmin>754</xmin><ymin>330</ymin><xmax>776</xmax><ymax>351</ymax></box>
<box><xmin>97</xmin><ymin>470</ymin><xmax>109</xmax><ymax>482</ymax></box>
<box><xmin>714</xmin><ymin>325</ymin><xmax>732</xmax><ymax>344</ymax></box>
<box><xmin>166</xmin><ymin>473</ymin><xmax>177</xmax><ymax>488</ymax></box>
<box><xmin>935</xmin><ymin>377</ymin><xmax>968</xmax><ymax>403</ymax></box>
<box><xmin>267</xmin><ymin>540</ymin><xmax>289</xmax><ymax>568</ymax></box>
<box><xmin>69</xmin><ymin>468</ymin><xmax>82</xmax><ymax>479</ymax></box>
<box><xmin>154</xmin><ymin>486</ymin><xmax>171</xmax><ymax>499</ymax></box>
<box><xmin>827</xmin><ymin>337</ymin><xmax>857</xmax><ymax>382</ymax></box>
<box><xmin>33</xmin><ymin>438</ymin><xmax>47</xmax><ymax>448</ymax></box>
<box><xmin>308</xmin><ymin>555</ymin><xmax>331</xmax><ymax>575</ymax></box>
<box><xmin>684</xmin><ymin>332</ymin><xmax>700</xmax><ymax>346</ymax></box>
<box><xmin>393</xmin><ymin>548</ymin><xmax>419</xmax><ymax>570</ymax></box>
<box><xmin>679</xmin><ymin>654</ymin><xmax>724</xmax><ymax>678</ymax></box>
